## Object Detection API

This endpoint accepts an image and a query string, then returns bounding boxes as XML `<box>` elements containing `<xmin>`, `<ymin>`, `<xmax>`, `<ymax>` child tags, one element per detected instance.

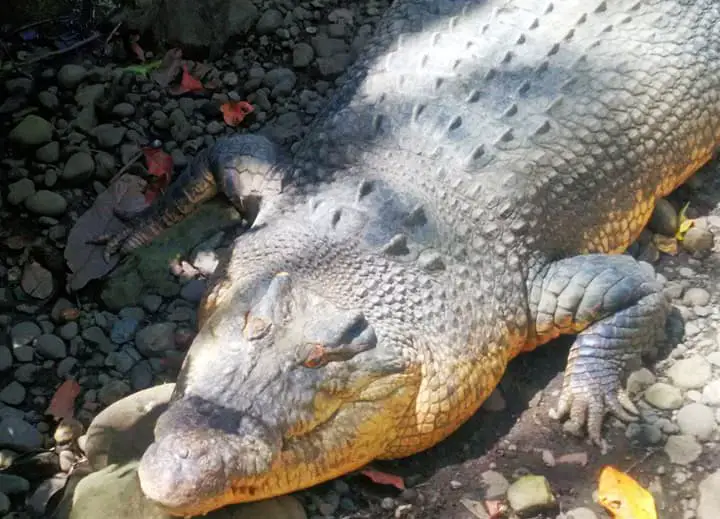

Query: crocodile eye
<box><xmin>303</xmin><ymin>344</ymin><xmax>328</xmax><ymax>369</ymax></box>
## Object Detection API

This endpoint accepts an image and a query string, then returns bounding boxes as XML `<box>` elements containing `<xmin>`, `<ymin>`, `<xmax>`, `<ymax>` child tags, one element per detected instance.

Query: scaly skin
<box><xmin>92</xmin><ymin>0</ymin><xmax>720</xmax><ymax>516</ymax></box>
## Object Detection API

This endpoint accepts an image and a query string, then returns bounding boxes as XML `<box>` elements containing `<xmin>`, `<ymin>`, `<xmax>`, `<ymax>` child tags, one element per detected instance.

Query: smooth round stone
<box><xmin>676</xmin><ymin>403</ymin><xmax>716</xmax><ymax>440</ymax></box>
<box><xmin>35</xmin><ymin>333</ymin><xmax>67</xmax><ymax>359</ymax></box>
<box><xmin>664</xmin><ymin>434</ymin><xmax>702</xmax><ymax>465</ymax></box>
<box><xmin>645</xmin><ymin>383</ymin><xmax>683</xmax><ymax>410</ymax></box>
<box><xmin>668</xmin><ymin>356</ymin><xmax>712</xmax><ymax>389</ymax></box>
<box><xmin>24</xmin><ymin>190</ymin><xmax>67</xmax><ymax>216</ymax></box>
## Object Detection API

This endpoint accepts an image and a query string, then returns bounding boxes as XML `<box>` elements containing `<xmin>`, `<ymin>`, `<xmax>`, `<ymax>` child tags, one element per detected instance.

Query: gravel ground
<box><xmin>1</xmin><ymin>1</ymin><xmax>720</xmax><ymax>518</ymax></box>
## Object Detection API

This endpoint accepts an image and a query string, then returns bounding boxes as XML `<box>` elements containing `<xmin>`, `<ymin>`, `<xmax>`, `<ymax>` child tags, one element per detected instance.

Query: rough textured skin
<box><xmin>98</xmin><ymin>0</ymin><xmax>720</xmax><ymax>516</ymax></box>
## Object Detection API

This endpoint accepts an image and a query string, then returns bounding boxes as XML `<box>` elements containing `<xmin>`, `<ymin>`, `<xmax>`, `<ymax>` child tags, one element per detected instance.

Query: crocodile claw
<box><xmin>548</xmin><ymin>368</ymin><xmax>639</xmax><ymax>447</ymax></box>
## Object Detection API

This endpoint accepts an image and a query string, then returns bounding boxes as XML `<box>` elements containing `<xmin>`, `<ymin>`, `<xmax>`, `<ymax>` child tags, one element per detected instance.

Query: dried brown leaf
<box><xmin>64</xmin><ymin>174</ymin><xmax>148</xmax><ymax>291</ymax></box>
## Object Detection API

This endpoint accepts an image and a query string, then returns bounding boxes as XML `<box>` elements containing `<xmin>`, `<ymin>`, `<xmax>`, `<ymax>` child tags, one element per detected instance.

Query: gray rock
<box><xmin>256</xmin><ymin>9</ymin><xmax>283</xmax><ymax>34</ymax></box>
<box><xmin>480</xmin><ymin>470</ymin><xmax>509</xmax><ymax>499</ymax></box>
<box><xmin>702</xmin><ymin>380</ymin><xmax>720</xmax><ymax>406</ymax></box>
<box><xmin>683</xmin><ymin>287</ymin><xmax>711</xmax><ymax>306</ymax></box>
<box><xmin>9</xmin><ymin>115</ymin><xmax>53</xmax><ymax>146</ymax></box>
<box><xmin>21</xmin><ymin>261</ymin><xmax>55</xmax><ymax>299</ymax></box>
<box><xmin>698</xmin><ymin>470</ymin><xmax>720</xmax><ymax>519</ymax></box>
<box><xmin>81</xmin><ymin>326</ymin><xmax>117</xmax><ymax>354</ymax></box>
<box><xmin>130</xmin><ymin>360</ymin><xmax>153</xmax><ymax>390</ymax></box>
<box><xmin>38</xmin><ymin>90</ymin><xmax>59</xmax><ymax>110</ymax></box>
<box><xmin>668</xmin><ymin>355</ymin><xmax>712</xmax><ymax>389</ymax></box>
<box><xmin>316</xmin><ymin>54</ymin><xmax>352</xmax><ymax>77</ymax></box>
<box><xmin>0</xmin><ymin>382</ymin><xmax>25</xmax><ymax>405</ymax></box>
<box><xmin>626</xmin><ymin>422</ymin><xmax>663</xmax><ymax>445</ymax></box>
<box><xmin>10</xmin><ymin>321</ymin><xmax>41</xmax><ymax>348</ymax></box>
<box><xmin>180</xmin><ymin>279</ymin><xmax>206</xmax><ymax>302</ymax></box>
<box><xmin>15</xmin><ymin>363</ymin><xmax>40</xmax><ymax>384</ymax></box>
<box><xmin>35</xmin><ymin>141</ymin><xmax>60</xmax><ymax>163</ymax></box>
<box><xmin>59</xmin><ymin>322</ymin><xmax>79</xmax><ymax>340</ymax></box>
<box><xmin>676</xmin><ymin>403</ymin><xmax>716</xmax><ymax>440</ymax></box>
<box><xmin>112</xmin><ymin>103</ymin><xmax>136</xmax><ymax>117</ymax></box>
<box><xmin>75</xmin><ymin>84</ymin><xmax>106</xmax><ymax>107</ymax></box>
<box><xmin>0</xmin><ymin>348</ymin><xmax>11</xmax><ymax>372</ymax></box>
<box><xmin>664</xmin><ymin>434</ymin><xmax>702</xmax><ymax>465</ymax></box>
<box><xmin>648</xmin><ymin>198</ymin><xmax>678</xmax><ymax>236</ymax></box>
<box><xmin>0</xmin><ymin>417</ymin><xmax>42</xmax><ymax>451</ymax></box>
<box><xmin>506</xmin><ymin>475</ymin><xmax>556</xmax><ymax>516</ymax></box>
<box><xmin>105</xmin><ymin>351</ymin><xmax>136</xmax><ymax>373</ymax></box>
<box><xmin>263</xmin><ymin>67</ymin><xmax>297</xmax><ymax>97</ymax></box>
<box><xmin>206</xmin><ymin>120</ymin><xmax>224</xmax><ymax>134</ymax></box>
<box><xmin>62</xmin><ymin>152</ymin><xmax>95</xmax><ymax>182</ymax></box>
<box><xmin>57</xmin><ymin>357</ymin><xmax>78</xmax><ymax>378</ymax></box>
<box><xmin>682</xmin><ymin>227</ymin><xmax>714</xmax><ymax>257</ymax></box>
<box><xmin>169</xmin><ymin>109</ymin><xmax>192</xmax><ymax>142</ymax></box>
<box><xmin>7</xmin><ymin>178</ymin><xmax>35</xmax><ymax>206</ymax></box>
<box><xmin>292</xmin><ymin>42</ymin><xmax>315</xmax><ymax>68</ymax></box>
<box><xmin>0</xmin><ymin>473</ymin><xmax>30</xmax><ymax>495</ymax></box>
<box><xmin>98</xmin><ymin>380</ymin><xmax>132</xmax><ymax>406</ymax></box>
<box><xmin>645</xmin><ymin>382</ymin><xmax>683</xmax><ymax>410</ymax></box>
<box><xmin>93</xmin><ymin>124</ymin><xmax>126</xmax><ymax>148</ymax></box>
<box><xmin>73</xmin><ymin>105</ymin><xmax>98</xmax><ymax>132</ymax></box>
<box><xmin>110</xmin><ymin>317</ymin><xmax>140</xmax><ymax>344</ymax></box>
<box><xmin>57</xmin><ymin>64</ymin><xmax>87</xmax><ymax>89</ymax></box>
<box><xmin>24</xmin><ymin>190</ymin><xmax>67</xmax><ymax>216</ymax></box>
<box><xmin>94</xmin><ymin>151</ymin><xmax>116</xmax><ymax>180</ymax></box>
<box><xmin>135</xmin><ymin>323</ymin><xmax>177</xmax><ymax>357</ymax></box>
<box><xmin>35</xmin><ymin>333</ymin><xmax>67</xmax><ymax>359</ymax></box>
<box><xmin>311</xmin><ymin>35</ymin><xmax>349</xmax><ymax>58</ymax></box>
<box><xmin>148</xmin><ymin>0</ymin><xmax>259</xmax><ymax>51</ymax></box>
<box><xmin>0</xmin><ymin>492</ymin><xmax>8</xmax><ymax>514</ymax></box>
<box><xmin>627</xmin><ymin>368</ymin><xmax>656</xmax><ymax>395</ymax></box>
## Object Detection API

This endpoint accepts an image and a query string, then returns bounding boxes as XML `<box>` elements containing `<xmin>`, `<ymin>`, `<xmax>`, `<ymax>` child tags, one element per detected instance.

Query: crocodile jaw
<box><xmin>137</xmin><ymin>371</ymin><xmax>419</xmax><ymax>517</ymax></box>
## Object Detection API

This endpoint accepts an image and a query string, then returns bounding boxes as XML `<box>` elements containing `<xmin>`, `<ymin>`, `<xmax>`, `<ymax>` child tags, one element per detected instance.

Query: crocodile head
<box><xmin>136</xmin><ymin>216</ymin><xmax>423</xmax><ymax>516</ymax></box>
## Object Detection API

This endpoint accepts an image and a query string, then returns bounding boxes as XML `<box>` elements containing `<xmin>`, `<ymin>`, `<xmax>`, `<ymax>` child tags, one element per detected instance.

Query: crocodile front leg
<box><xmin>526</xmin><ymin>254</ymin><xmax>670</xmax><ymax>445</ymax></box>
<box><xmin>90</xmin><ymin>134</ymin><xmax>287</xmax><ymax>261</ymax></box>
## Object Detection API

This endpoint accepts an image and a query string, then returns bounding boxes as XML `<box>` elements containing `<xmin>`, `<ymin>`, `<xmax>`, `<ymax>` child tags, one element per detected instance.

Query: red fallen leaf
<box><xmin>142</xmin><ymin>148</ymin><xmax>173</xmax><ymax>203</ymax></box>
<box><xmin>46</xmin><ymin>380</ymin><xmax>81</xmax><ymax>421</ymax></box>
<box><xmin>170</xmin><ymin>64</ymin><xmax>204</xmax><ymax>95</ymax></box>
<box><xmin>129</xmin><ymin>33</ymin><xmax>145</xmax><ymax>62</ymax></box>
<box><xmin>221</xmin><ymin>100</ymin><xmax>254</xmax><ymax>126</ymax></box>
<box><xmin>360</xmin><ymin>468</ymin><xmax>405</xmax><ymax>490</ymax></box>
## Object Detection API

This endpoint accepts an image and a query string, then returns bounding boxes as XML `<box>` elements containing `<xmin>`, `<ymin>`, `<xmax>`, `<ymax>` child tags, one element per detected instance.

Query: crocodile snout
<box><xmin>138</xmin><ymin>398</ymin><xmax>280</xmax><ymax>515</ymax></box>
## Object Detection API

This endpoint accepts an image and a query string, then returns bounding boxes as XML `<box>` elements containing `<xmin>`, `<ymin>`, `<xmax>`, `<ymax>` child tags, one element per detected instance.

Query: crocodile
<box><xmin>93</xmin><ymin>0</ymin><xmax>720</xmax><ymax>516</ymax></box>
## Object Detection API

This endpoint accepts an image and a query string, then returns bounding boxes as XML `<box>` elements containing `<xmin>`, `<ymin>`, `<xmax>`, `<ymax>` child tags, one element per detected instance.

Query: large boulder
<box><xmin>123</xmin><ymin>0</ymin><xmax>259</xmax><ymax>56</ymax></box>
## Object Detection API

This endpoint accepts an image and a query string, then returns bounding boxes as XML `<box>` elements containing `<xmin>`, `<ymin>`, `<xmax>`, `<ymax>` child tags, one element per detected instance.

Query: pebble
<box><xmin>682</xmin><ymin>227</ymin><xmax>714</xmax><ymax>257</ymax></box>
<box><xmin>21</xmin><ymin>262</ymin><xmax>54</xmax><ymax>299</ymax></box>
<box><xmin>0</xmin><ymin>417</ymin><xmax>43</xmax><ymax>450</ymax></box>
<box><xmin>506</xmin><ymin>475</ymin><xmax>556</xmax><ymax>516</ymax></box>
<box><xmin>59</xmin><ymin>322</ymin><xmax>79</xmax><ymax>340</ymax></box>
<box><xmin>57</xmin><ymin>357</ymin><xmax>78</xmax><ymax>378</ymax></box>
<box><xmin>35</xmin><ymin>334</ymin><xmax>67</xmax><ymax>359</ymax></box>
<box><xmin>645</xmin><ymin>383</ymin><xmax>683</xmax><ymax>410</ymax></box>
<box><xmin>481</xmin><ymin>470</ymin><xmax>510</xmax><ymax>499</ymax></box>
<box><xmin>24</xmin><ymin>190</ymin><xmax>67</xmax><ymax>216</ymax></box>
<box><xmin>627</xmin><ymin>368</ymin><xmax>657</xmax><ymax>395</ymax></box>
<box><xmin>180</xmin><ymin>279</ymin><xmax>207</xmax><ymax>302</ymax></box>
<box><xmin>7</xmin><ymin>178</ymin><xmax>35</xmax><ymax>205</ymax></box>
<box><xmin>0</xmin><ymin>382</ymin><xmax>25</xmax><ymax>405</ymax></box>
<box><xmin>93</xmin><ymin>124</ymin><xmax>126</xmax><ymax>148</ymax></box>
<box><xmin>57</xmin><ymin>64</ymin><xmax>87</xmax><ymax>89</ymax></box>
<box><xmin>9</xmin><ymin>115</ymin><xmax>53</xmax><ymax>146</ymax></box>
<box><xmin>683</xmin><ymin>287</ymin><xmax>711</xmax><ymax>307</ymax></box>
<box><xmin>62</xmin><ymin>151</ymin><xmax>95</xmax><ymax>181</ymax></box>
<box><xmin>702</xmin><ymin>381</ymin><xmax>720</xmax><ymax>406</ymax></box>
<box><xmin>35</xmin><ymin>141</ymin><xmax>60</xmax><ymax>163</ymax></box>
<box><xmin>256</xmin><ymin>9</ymin><xmax>284</xmax><ymax>34</ymax></box>
<box><xmin>141</xmin><ymin>294</ymin><xmax>163</xmax><ymax>313</ymax></box>
<box><xmin>129</xmin><ymin>361</ymin><xmax>153</xmax><ymax>390</ymax></box>
<box><xmin>135</xmin><ymin>322</ymin><xmax>177</xmax><ymax>357</ymax></box>
<box><xmin>110</xmin><ymin>317</ymin><xmax>140</xmax><ymax>344</ymax></box>
<box><xmin>676</xmin><ymin>403</ymin><xmax>716</xmax><ymax>440</ymax></box>
<box><xmin>648</xmin><ymin>198</ymin><xmax>678</xmax><ymax>236</ymax></box>
<box><xmin>0</xmin><ymin>492</ymin><xmax>8</xmax><ymax>514</ymax></box>
<box><xmin>38</xmin><ymin>90</ymin><xmax>59</xmax><ymax>110</ymax></box>
<box><xmin>664</xmin><ymin>434</ymin><xmax>702</xmax><ymax>465</ymax></box>
<box><xmin>626</xmin><ymin>423</ymin><xmax>663</xmax><ymax>445</ymax></box>
<box><xmin>293</xmin><ymin>42</ymin><xmax>315</xmax><ymax>67</ymax></box>
<box><xmin>668</xmin><ymin>356</ymin><xmax>712</xmax><ymax>389</ymax></box>
<box><xmin>11</xmin><ymin>321</ymin><xmax>41</xmax><ymax>347</ymax></box>
<box><xmin>81</xmin><ymin>326</ymin><xmax>117</xmax><ymax>354</ymax></box>
<box><xmin>98</xmin><ymin>380</ymin><xmax>131</xmax><ymax>406</ymax></box>
<box><xmin>112</xmin><ymin>102</ymin><xmax>136</xmax><ymax>117</ymax></box>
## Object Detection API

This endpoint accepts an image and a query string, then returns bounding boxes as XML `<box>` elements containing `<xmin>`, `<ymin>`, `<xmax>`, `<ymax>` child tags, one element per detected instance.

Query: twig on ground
<box><xmin>109</xmin><ymin>151</ymin><xmax>144</xmax><ymax>185</ymax></box>
<box><xmin>10</xmin><ymin>18</ymin><xmax>54</xmax><ymax>35</ymax></box>
<box><xmin>105</xmin><ymin>21</ymin><xmax>122</xmax><ymax>45</ymax></box>
<box><xmin>17</xmin><ymin>32</ymin><xmax>101</xmax><ymax>66</ymax></box>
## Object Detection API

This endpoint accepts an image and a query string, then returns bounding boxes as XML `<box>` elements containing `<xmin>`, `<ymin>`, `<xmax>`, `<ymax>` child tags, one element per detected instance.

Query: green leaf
<box><xmin>120</xmin><ymin>60</ymin><xmax>162</xmax><ymax>77</ymax></box>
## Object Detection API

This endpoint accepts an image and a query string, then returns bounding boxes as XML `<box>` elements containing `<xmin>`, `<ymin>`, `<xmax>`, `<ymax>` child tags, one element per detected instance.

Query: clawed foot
<box><xmin>85</xmin><ymin>208</ymin><xmax>144</xmax><ymax>263</ymax></box>
<box><xmin>548</xmin><ymin>367</ymin><xmax>638</xmax><ymax>449</ymax></box>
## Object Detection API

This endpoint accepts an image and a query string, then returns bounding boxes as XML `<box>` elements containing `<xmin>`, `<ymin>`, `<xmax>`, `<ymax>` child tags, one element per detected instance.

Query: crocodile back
<box><xmin>291</xmin><ymin>0</ymin><xmax>720</xmax><ymax>261</ymax></box>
